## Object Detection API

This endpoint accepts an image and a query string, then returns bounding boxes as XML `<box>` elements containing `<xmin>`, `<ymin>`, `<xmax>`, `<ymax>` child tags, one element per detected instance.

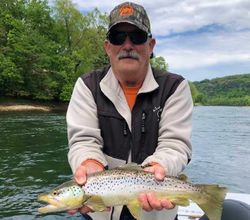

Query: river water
<box><xmin>1</xmin><ymin>106</ymin><xmax>250</xmax><ymax>219</ymax></box>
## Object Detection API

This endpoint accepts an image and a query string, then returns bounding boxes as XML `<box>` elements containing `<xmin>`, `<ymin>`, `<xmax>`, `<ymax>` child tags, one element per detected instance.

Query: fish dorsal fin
<box><xmin>178</xmin><ymin>174</ymin><xmax>188</xmax><ymax>182</ymax></box>
<box><xmin>116</xmin><ymin>163</ymin><xmax>143</xmax><ymax>171</ymax></box>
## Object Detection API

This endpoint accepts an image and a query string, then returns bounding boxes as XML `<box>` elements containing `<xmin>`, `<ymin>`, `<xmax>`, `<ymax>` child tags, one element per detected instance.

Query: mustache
<box><xmin>118</xmin><ymin>50</ymin><xmax>140</xmax><ymax>60</ymax></box>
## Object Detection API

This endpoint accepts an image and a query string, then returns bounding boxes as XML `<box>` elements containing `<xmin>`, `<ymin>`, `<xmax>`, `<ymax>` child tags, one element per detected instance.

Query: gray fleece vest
<box><xmin>81</xmin><ymin>66</ymin><xmax>184</xmax><ymax>165</ymax></box>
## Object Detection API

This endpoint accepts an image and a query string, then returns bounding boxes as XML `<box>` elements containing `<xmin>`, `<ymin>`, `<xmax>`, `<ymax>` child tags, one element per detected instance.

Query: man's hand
<box><xmin>68</xmin><ymin>160</ymin><xmax>104</xmax><ymax>215</ymax></box>
<box><xmin>138</xmin><ymin>163</ymin><xmax>175</xmax><ymax>211</ymax></box>
<box><xmin>75</xmin><ymin>160</ymin><xmax>104</xmax><ymax>185</ymax></box>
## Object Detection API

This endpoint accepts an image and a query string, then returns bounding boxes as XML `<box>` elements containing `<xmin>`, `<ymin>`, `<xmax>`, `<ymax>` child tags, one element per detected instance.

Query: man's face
<box><xmin>104</xmin><ymin>23</ymin><xmax>155</xmax><ymax>75</ymax></box>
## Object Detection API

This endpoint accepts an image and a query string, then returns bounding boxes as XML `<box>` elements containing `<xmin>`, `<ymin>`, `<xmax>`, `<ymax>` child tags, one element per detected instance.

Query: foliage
<box><xmin>150</xmin><ymin>56</ymin><xmax>168</xmax><ymax>71</ymax></box>
<box><xmin>193</xmin><ymin>74</ymin><xmax>250</xmax><ymax>106</ymax></box>
<box><xmin>0</xmin><ymin>0</ymin><xmax>108</xmax><ymax>101</ymax></box>
<box><xmin>188</xmin><ymin>81</ymin><xmax>205</xmax><ymax>105</ymax></box>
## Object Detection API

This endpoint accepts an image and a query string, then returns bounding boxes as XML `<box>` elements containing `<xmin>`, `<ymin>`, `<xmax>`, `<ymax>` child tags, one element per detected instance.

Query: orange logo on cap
<box><xmin>119</xmin><ymin>5</ymin><xmax>134</xmax><ymax>16</ymax></box>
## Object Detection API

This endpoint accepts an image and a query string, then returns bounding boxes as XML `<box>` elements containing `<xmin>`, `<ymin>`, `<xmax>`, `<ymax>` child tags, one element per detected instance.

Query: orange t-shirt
<box><xmin>121</xmin><ymin>84</ymin><xmax>141</xmax><ymax>111</ymax></box>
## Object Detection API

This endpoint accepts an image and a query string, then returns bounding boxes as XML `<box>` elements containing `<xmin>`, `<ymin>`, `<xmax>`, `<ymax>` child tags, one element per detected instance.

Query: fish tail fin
<box><xmin>192</xmin><ymin>184</ymin><xmax>227</xmax><ymax>220</ymax></box>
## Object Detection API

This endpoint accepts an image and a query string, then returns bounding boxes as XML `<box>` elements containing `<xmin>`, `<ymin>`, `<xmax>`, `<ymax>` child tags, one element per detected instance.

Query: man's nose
<box><xmin>122</xmin><ymin>36</ymin><xmax>134</xmax><ymax>48</ymax></box>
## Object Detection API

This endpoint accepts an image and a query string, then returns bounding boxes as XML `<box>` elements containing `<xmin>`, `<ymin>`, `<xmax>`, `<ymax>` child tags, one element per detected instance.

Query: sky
<box><xmin>71</xmin><ymin>0</ymin><xmax>250</xmax><ymax>81</ymax></box>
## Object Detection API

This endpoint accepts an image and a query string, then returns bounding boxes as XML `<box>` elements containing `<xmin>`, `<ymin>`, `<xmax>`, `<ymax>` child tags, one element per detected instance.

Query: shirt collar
<box><xmin>100</xmin><ymin>64</ymin><xmax>159</xmax><ymax>94</ymax></box>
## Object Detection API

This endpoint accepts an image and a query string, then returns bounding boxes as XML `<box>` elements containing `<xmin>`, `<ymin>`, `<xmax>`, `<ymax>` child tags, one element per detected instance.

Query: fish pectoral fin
<box><xmin>84</xmin><ymin>196</ymin><xmax>107</xmax><ymax>212</ymax></box>
<box><xmin>169</xmin><ymin>197</ymin><xmax>190</xmax><ymax>206</ymax></box>
<box><xmin>127</xmin><ymin>200</ymin><xmax>142</xmax><ymax>220</ymax></box>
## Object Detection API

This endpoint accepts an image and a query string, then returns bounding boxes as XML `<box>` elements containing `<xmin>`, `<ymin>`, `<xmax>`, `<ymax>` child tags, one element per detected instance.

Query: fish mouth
<box><xmin>38</xmin><ymin>204</ymin><xmax>62</xmax><ymax>214</ymax></box>
<box><xmin>37</xmin><ymin>194</ymin><xmax>67</xmax><ymax>214</ymax></box>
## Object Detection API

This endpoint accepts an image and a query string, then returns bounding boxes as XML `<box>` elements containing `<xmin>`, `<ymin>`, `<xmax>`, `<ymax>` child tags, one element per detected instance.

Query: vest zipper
<box><xmin>141</xmin><ymin>111</ymin><xmax>146</xmax><ymax>133</ymax></box>
<box><xmin>123</xmin><ymin>121</ymin><xmax>128</xmax><ymax>136</ymax></box>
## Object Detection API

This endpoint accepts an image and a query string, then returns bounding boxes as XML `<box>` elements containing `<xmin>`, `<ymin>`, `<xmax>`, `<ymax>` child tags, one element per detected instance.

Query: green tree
<box><xmin>188</xmin><ymin>81</ymin><xmax>206</xmax><ymax>105</ymax></box>
<box><xmin>0</xmin><ymin>0</ymin><xmax>109</xmax><ymax>101</ymax></box>
<box><xmin>0</xmin><ymin>0</ymin><xmax>66</xmax><ymax>99</ymax></box>
<box><xmin>53</xmin><ymin>0</ymin><xmax>108</xmax><ymax>100</ymax></box>
<box><xmin>150</xmin><ymin>56</ymin><xmax>168</xmax><ymax>71</ymax></box>
<box><xmin>0</xmin><ymin>0</ymin><xmax>26</xmax><ymax>95</ymax></box>
<box><xmin>0</xmin><ymin>54</ymin><xmax>22</xmax><ymax>96</ymax></box>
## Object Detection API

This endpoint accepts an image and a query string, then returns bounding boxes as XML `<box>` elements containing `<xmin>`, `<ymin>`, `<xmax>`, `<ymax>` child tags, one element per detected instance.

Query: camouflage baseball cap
<box><xmin>108</xmin><ymin>2</ymin><xmax>151</xmax><ymax>34</ymax></box>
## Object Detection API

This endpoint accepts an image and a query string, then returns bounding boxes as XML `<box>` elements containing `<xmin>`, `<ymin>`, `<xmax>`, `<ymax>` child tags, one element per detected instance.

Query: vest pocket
<box><xmin>98</xmin><ymin>111</ymin><xmax>130</xmax><ymax>161</ymax></box>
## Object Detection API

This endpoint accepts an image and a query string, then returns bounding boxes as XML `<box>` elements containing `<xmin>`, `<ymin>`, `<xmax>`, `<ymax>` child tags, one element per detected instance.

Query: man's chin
<box><xmin>119</xmin><ymin>61</ymin><xmax>139</xmax><ymax>69</ymax></box>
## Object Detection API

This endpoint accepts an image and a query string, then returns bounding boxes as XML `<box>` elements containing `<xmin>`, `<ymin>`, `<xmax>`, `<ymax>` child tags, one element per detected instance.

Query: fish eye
<box><xmin>53</xmin><ymin>191</ymin><xmax>58</xmax><ymax>196</ymax></box>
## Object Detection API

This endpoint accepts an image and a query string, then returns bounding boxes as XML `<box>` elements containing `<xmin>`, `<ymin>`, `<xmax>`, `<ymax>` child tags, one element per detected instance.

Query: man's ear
<box><xmin>104</xmin><ymin>40</ymin><xmax>110</xmax><ymax>57</ymax></box>
<box><xmin>149</xmin><ymin>38</ymin><xmax>156</xmax><ymax>54</ymax></box>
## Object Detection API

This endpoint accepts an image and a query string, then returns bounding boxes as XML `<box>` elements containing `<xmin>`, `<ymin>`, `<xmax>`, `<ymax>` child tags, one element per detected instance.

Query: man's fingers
<box><xmin>79</xmin><ymin>206</ymin><xmax>93</xmax><ymax>214</ymax></box>
<box><xmin>143</xmin><ymin>166</ymin><xmax>155</xmax><ymax>173</ymax></box>
<box><xmin>143</xmin><ymin>164</ymin><xmax>165</xmax><ymax>181</ymax></box>
<box><xmin>74</xmin><ymin>165</ymin><xmax>87</xmax><ymax>185</ymax></box>
<box><xmin>161</xmin><ymin>199</ymin><xmax>175</xmax><ymax>209</ymax></box>
<box><xmin>139</xmin><ymin>192</ymin><xmax>175</xmax><ymax>212</ymax></box>
<box><xmin>154</xmin><ymin>165</ymin><xmax>165</xmax><ymax>181</ymax></box>
<box><xmin>67</xmin><ymin>209</ymin><xmax>78</xmax><ymax>215</ymax></box>
<box><xmin>74</xmin><ymin>161</ymin><xmax>104</xmax><ymax>186</ymax></box>
<box><xmin>147</xmin><ymin>192</ymin><xmax>162</xmax><ymax>210</ymax></box>
<box><xmin>138</xmin><ymin>193</ymin><xmax>152</xmax><ymax>212</ymax></box>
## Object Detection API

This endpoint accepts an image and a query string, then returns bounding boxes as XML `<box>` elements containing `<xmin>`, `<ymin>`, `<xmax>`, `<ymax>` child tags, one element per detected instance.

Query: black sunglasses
<box><xmin>107</xmin><ymin>29</ymin><xmax>152</xmax><ymax>45</ymax></box>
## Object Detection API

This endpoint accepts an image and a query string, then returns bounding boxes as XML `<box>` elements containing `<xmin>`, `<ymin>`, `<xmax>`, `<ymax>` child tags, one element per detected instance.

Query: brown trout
<box><xmin>38</xmin><ymin>165</ymin><xmax>227</xmax><ymax>220</ymax></box>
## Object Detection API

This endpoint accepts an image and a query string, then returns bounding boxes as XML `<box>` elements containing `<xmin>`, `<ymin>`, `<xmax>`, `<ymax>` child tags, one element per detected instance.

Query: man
<box><xmin>66</xmin><ymin>2</ymin><xmax>193</xmax><ymax>220</ymax></box>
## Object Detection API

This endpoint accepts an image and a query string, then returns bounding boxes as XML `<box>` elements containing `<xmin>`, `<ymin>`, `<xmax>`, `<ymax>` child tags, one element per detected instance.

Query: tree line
<box><xmin>0</xmin><ymin>0</ymin><xmax>168</xmax><ymax>102</ymax></box>
<box><xmin>190</xmin><ymin>74</ymin><xmax>250</xmax><ymax>106</ymax></box>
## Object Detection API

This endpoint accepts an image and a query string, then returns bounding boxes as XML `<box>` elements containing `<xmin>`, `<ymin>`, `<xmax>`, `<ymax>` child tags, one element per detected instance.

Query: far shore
<box><xmin>0</xmin><ymin>101</ymin><xmax>68</xmax><ymax>112</ymax></box>
<box><xmin>0</xmin><ymin>104</ymin><xmax>52</xmax><ymax>112</ymax></box>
